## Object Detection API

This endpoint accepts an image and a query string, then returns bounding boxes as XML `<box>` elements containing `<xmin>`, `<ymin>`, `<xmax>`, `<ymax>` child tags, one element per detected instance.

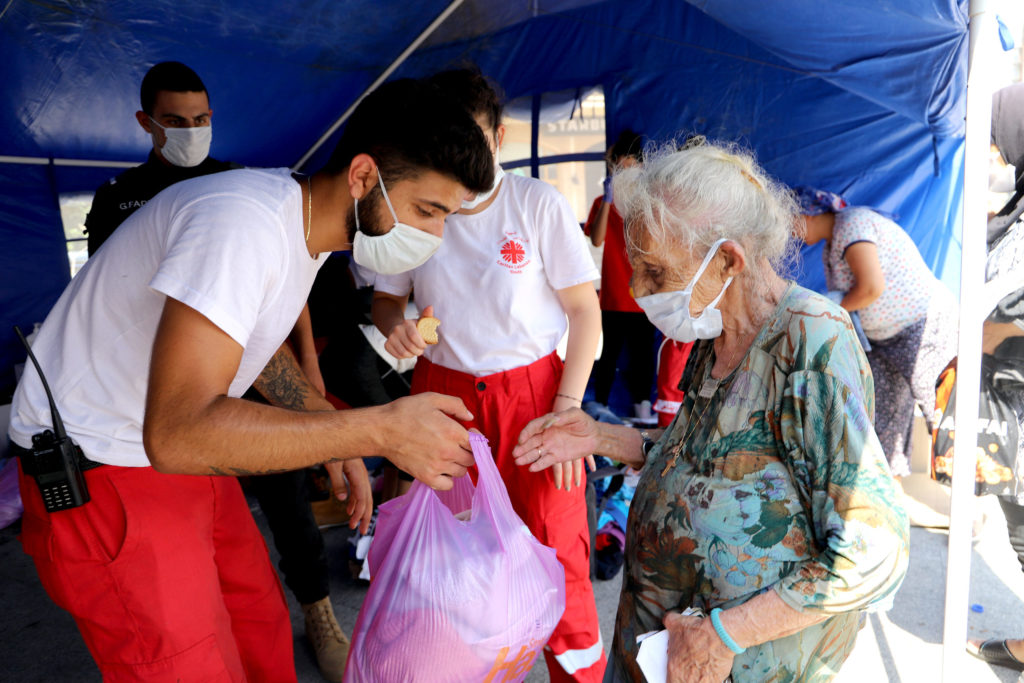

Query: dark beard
<box><xmin>346</xmin><ymin>185</ymin><xmax>390</xmax><ymax>243</ymax></box>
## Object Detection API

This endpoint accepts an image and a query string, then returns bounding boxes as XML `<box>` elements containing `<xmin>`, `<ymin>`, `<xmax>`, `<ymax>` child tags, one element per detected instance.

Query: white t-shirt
<box><xmin>9</xmin><ymin>168</ymin><xmax>323</xmax><ymax>467</ymax></box>
<box><xmin>374</xmin><ymin>172</ymin><xmax>599</xmax><ymax>375</ymax></box>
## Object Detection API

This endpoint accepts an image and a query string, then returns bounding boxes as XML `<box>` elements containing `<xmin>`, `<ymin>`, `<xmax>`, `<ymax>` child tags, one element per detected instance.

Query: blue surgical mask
<box><xmin>635</xmin><ymin>238</ymin><xmax>733</xmax><ymax>343</ymax></box>
<box><xmin>352</xmin><ymin>167</ymin><xmax>443</xmax><ymax>275</ymax></box>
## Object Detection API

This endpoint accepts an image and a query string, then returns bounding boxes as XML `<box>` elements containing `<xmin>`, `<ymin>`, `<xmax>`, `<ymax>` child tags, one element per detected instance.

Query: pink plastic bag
<box><xmin>344</xmin><ymin>433</ymin><xmax>565</xmax><ymax>682</ymax></box>
<box><xmin>0</xmin><ymin>457</ymin><xmax>23</xmax><ymax>529</ymax></box>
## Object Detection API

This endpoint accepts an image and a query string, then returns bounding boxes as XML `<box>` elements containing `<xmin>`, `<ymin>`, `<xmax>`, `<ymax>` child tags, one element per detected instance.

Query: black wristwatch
<box><xmin>640</xmin><ymin>431</ymin><xmax>656</xmax><ymax>461</ymax></box>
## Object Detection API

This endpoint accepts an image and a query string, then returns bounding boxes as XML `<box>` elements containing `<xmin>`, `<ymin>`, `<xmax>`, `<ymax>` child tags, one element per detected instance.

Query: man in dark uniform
<box><xmin>85</xmin><ymin>61</ymin><xmax>239</xmax><ymax>255</ymax></box>
<box><xmin>82</xmin><ymin>61</ymin><xmax>351</xmax><ymax>682</ymax></box>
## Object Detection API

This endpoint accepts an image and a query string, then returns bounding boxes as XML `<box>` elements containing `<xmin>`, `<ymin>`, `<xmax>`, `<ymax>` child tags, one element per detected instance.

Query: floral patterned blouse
<box><xmin>823</xmin><ymin>207</ymin><xmax>950</xmax><ymax>340</ymax></box>
<box><xmin>609</xmin><ymin>284</ymin><xmax>909</xmax><ymax>682</ymax></box>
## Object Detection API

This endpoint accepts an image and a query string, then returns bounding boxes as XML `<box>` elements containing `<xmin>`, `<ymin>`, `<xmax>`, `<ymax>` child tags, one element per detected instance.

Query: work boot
<box><xmin>302</xmin><ymin>596</ymin><xmax>350</xmax><ymax>682</ymax></box>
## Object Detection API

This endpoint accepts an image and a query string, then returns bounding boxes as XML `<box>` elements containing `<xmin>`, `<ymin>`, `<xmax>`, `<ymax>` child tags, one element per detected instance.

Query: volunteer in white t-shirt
<box><xmin>7</xmin><ymin>78</ymin><xmax>495</xmax><ymax>682</ymax></box>
<box><xmin>372</xmin><ymin>67</ymin><xmax>605</xmax><ymax>683</ymax></box>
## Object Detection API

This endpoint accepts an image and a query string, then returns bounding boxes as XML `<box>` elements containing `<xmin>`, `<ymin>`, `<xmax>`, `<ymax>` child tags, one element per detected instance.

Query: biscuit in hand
<box><xmin>416</xmin><ymin>316</ymin><xmax>441</xmax><ymax>345</ymax></box>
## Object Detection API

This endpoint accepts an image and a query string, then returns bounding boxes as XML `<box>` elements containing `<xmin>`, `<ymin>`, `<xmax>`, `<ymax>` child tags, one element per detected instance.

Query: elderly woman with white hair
<box><xmin>514</xmin><ymin>141</ymin><xmax>909</xmax><ymax>682</ymax></box>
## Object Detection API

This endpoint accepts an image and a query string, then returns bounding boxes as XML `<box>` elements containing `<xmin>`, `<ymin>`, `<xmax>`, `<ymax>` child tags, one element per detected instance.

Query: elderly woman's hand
<box><xmin>664</xmin><ymin>612</ymin><xmax>735</xmax><ymax>683</ymax></box>
<box><xmin>513</xmin><ymin>408</ymin><xmax>599</xmax><ymax>476</ymax></box>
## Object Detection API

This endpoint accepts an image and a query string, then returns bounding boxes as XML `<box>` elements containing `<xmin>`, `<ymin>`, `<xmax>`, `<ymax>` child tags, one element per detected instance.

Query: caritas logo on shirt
<box><xmin>497</xmin><ymin>233</ymin><xmax>531</xmax><ymax>274</ymax></box>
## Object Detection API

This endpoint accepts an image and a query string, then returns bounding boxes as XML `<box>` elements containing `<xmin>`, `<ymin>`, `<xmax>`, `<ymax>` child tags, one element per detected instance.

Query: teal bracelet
<box><xmin>709</xmin><ymin>607</ymin><xmax>746</xmax><ymax>655</ymax></box>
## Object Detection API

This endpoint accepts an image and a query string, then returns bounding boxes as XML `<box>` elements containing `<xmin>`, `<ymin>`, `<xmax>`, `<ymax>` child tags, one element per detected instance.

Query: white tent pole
<box><xmin>0</xmin><ymin>155</ymin><xmax>137</xmax><ymax>168</ymax></box>
<box><xmin>941</xmin><ymin>0</ymin><xmax>993</xmax><ymax>680</ymax></box>
<box><xmin>291</xmin><ymin>0</ymin><xmax>465</xmax><ymax>172</ymax></box>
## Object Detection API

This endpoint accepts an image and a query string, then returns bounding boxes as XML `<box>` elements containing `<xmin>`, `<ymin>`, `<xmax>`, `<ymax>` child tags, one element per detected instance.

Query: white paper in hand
<box><xmin>636</xmin><ymin>608</ymin><xmax>732</xmax><ymax>683</ymax></box>
<box><xmin>636</xmin><ymin>629</ymin><xmax>671</xmax><ymax>683</ymax></box>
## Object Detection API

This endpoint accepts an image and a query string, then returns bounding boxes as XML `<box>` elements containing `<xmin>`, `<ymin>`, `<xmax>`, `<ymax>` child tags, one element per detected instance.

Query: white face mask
<box><xmin>635</xmin><ymin>238</ymin><xmax>733</xmax><ymax>343</ymax></box>
<box><xmin>352</xmin><ymin>167</ymin><xmax>443</xmax><ymax>275</ymax></box>
<box><xmin>149</xmin><ymin>118</ymin><xmax>211</xmax><ymax>168</ymax></box>
<box><xmin>461</xmin><ymin>148</ymin><xmax>504</xmax><ymax>210</ymax></box>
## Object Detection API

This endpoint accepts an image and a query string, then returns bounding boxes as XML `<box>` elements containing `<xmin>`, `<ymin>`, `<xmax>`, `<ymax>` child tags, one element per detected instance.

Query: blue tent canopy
<box><xmin>0</xmin><ymin>0</ymin><xmax>967</xmax><ymax>399</ymax></box>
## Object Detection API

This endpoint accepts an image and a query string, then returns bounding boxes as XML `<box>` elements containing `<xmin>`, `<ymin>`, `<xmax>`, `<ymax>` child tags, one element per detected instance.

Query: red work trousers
<box><xmin>17</xmin><ymin>461</ymin><xmax>295</xmax><ymax>682</ymax></box>
<box><xmin>412</xmin><ymin>353</ymin><xmax>607</xmax><ymax>682</ymax></box>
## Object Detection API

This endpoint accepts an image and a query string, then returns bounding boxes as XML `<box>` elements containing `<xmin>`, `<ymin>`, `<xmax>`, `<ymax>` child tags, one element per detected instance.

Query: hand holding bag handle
<box><xmin>349</xmin><ymin>432</ymin><xmax>566</xmax><ymax>683</ymax></box>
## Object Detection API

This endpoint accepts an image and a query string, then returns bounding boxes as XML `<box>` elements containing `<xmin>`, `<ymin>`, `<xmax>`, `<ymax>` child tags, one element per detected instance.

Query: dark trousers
<box><xmin>241</xmin><ymin>388</ymin><xmax>329</xmax><ymax>607</ymax></box>
<box><xmin>593</xmin><ymin>310</ymin><xmax>656</xmax><ymax>406</ymax></box>
<box><xmin>999</xmin><ymin>495</ymin><xmax>1024</xmax><ymax>574</ymax></box>
<box><xmin>247</xmin><ymin>468</ymin><xmax>329</xmax><ymax>606</ymax></box>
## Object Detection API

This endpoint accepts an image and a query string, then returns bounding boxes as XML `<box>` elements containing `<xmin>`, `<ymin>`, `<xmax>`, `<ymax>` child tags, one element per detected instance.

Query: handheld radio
<box><xmin>14</xmin><ymin>325</ymin><xmax>90</xmax><ymax>511</ymax></box>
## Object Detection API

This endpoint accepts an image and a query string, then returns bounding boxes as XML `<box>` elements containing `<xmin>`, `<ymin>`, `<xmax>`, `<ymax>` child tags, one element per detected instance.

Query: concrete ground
<box><xmin>3</xmin><ymin>463</ymin><xmax>1024</xmax><ymax>682</ymax></box>
<box><xmin>833</xmin><ymin>492</ymin><xmax>1024</xmax><ymax>683</ymax></box>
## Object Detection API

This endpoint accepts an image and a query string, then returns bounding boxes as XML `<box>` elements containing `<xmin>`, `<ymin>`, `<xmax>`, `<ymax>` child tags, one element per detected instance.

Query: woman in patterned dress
<box><xmin>796</xmin><ymin>187</ymin><xmax>959</xmax><ymax>477</ymax></box>
<box><xmin>513</xmin><ymin>141</ymin><xmax>909</xmax><ymax>682</ymax></box>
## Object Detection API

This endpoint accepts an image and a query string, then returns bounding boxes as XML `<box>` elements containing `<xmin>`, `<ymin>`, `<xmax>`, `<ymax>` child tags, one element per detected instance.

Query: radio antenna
<box><xmin>14</xmin><ymin>325</ymin><xmax>67</xmax><ymax>440</ymax></box>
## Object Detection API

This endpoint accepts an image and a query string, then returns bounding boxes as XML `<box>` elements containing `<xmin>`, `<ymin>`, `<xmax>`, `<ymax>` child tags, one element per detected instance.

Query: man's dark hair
<box><xmin>140</xmin><ymin>62</ymin><xmax>208</xmax><ymax>114</ymax></box>
<box><xmin>325</xmin><ymin>78</ymin><xmax>494</xmax><ymax>194</ymax></box>
<box><xmin>610</xmin><ymin>129</ymin><xmax>643</xmax><ymax>162</ymax></box>
<box><xmin>427</xmin><ymin>66</ymin><xmax>504</xmax><ymax>135</ymax></box>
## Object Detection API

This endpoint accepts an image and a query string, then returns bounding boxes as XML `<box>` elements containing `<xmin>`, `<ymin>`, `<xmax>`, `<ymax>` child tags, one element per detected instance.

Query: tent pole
<box><xmin>291</xmin><ymin>0</ymin><xmax>465</xmax><ymax>172</ymax></box>
<box><xmin>530</xmin><ymin>94</ymin><xmax>541</xmax><ymax>179</ymax></box>
<box><xmin>941</xmin><ymin>1</ymin><xmax>993</xmax><ymax>680</ymax></box>
<box><xmin>0</xmin><ymin>155</ymin><xmax>136</xmax><ymax>168</ymax></box>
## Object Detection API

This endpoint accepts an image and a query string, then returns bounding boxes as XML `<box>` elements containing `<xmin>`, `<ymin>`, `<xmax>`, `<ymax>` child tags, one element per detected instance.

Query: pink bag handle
<box><xmin>468</xmin><ymin>432</ymin><xmax>517</xmax><ymax>521</ymax></box>
<box><xmin>397</xmin><ymin>433</ymin><xmax>521</xmax><ymax>536</ymax></box>
<box><xmin>369</xmin><ymin>433</ymin><xmax>530</xmax><ymax>577</ymax></box>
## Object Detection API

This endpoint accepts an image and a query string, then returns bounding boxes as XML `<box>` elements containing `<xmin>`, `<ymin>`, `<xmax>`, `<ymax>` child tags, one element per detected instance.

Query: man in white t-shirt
<box><xmin>83</xmin><ymin>60</ymin><xmax>349</xmax><ymax>681</ymax></box>
<box><xmin>372</xmin><ymin>68</ymin><xmax>606</xmax><ymax>682</ymax></box>
<box><xmin>7</xmin><ymin>77</ymin><xmax>494</xmax><ymax>681</ymax></box>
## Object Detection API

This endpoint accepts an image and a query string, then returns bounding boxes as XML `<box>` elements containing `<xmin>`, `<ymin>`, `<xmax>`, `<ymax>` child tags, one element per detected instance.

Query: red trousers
<box><xmin>17</xmin><ymin>461</ymin><xmax>295</xmax><ymax>682</ymax></box>
<box><xmin>412</xmin><ymin>353</ymin><xmax>607</xmax><ymax>682</ymax></box>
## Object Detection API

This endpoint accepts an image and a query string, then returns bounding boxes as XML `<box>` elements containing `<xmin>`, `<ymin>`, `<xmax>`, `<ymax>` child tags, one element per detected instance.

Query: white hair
<box><xmin>613</xmin><ymin>139</ymin><xmax>800</xmax><ymax>279</ymax></box>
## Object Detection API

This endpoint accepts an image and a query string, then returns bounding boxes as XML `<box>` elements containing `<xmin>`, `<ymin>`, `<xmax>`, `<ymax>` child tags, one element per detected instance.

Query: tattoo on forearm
<box><xmin>253</xmin><ymin>347</ymin><xmax>311</xmax><ymax>410</ymax></box>
<box><xmin>207</xmin><ymin>464</ymin><xmax>292</xmax><ymax>476</ymax></box>
<box><xmin>230</xmin><ymin>465</ymin><xmax>292</xmax><ymax>476</ymax></box>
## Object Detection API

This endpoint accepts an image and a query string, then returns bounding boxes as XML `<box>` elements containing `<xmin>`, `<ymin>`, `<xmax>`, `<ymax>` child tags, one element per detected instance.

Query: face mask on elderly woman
<box><xmin>635</xmin><ymin>238</ymin><xmax>733</xmax><ymax>343</ymax></box>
